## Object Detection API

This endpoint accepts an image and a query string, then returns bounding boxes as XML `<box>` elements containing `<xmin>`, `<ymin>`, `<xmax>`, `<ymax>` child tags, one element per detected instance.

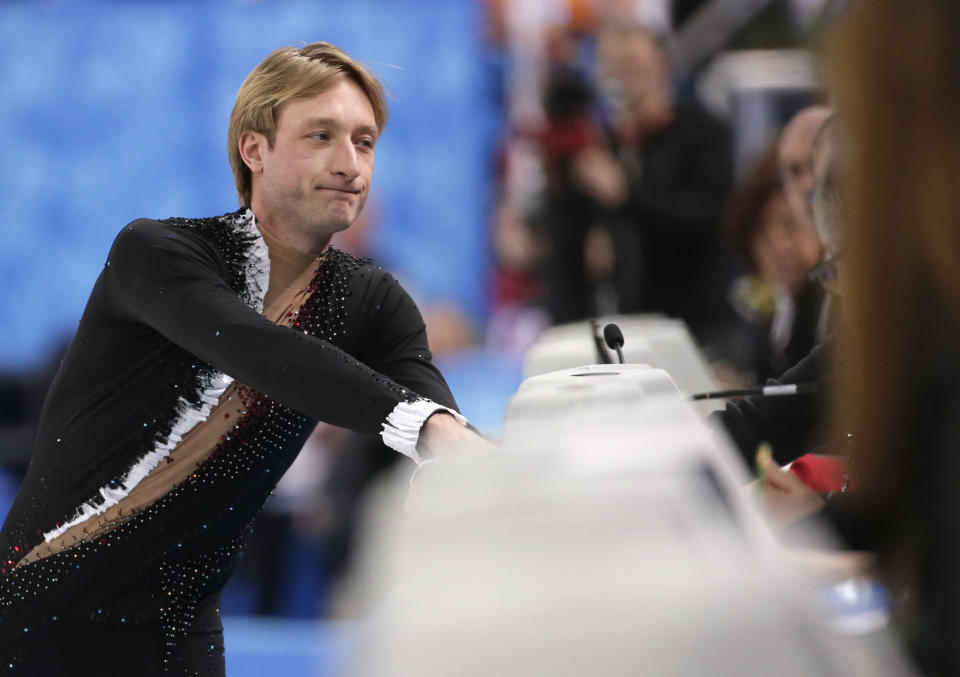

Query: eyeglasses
<box><xmin>809</xmin><ymin>252</ymin><xmax>843</xmax><ymax>291</ymax></box>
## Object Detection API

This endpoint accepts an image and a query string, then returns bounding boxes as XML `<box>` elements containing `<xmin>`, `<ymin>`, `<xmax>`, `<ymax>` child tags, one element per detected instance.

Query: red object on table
<box><xmin>789</xmin><ymin>454</ymin><xmax>857</xmax><ymax>493</ymax></box>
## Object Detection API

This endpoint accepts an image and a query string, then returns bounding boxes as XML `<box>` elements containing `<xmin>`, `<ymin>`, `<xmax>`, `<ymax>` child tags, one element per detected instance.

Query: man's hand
<box><xmin>751</xmin><ymin>451</ymin><xmax>825</xmax><ymax>533</ymax></box>
<box><xmin>784</xmin><ymin>549</ymin><xmax>877</xmax><ymax>583</ymax></box>
<box><xmin>406</xmin><ymin>414</ymin><xmax>493</xmax><ymax>506</ymax></box>
<box><xmin>418</xmin><ymin>412</ymin><xmax>492</xmax><ymax>457</ymax></box>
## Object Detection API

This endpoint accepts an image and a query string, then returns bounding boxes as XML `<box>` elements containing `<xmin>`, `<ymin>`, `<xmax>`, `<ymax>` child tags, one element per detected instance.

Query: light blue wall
<box><xmin>0</xmin><ymin>0</ymin><xmax>496</xmax><ymax>370</ymax></box>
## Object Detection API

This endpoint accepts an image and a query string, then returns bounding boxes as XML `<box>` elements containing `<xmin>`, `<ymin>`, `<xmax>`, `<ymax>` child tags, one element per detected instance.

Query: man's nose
<box><xmin>330</xmin><ymin>139</ymin><xmax>361</xmax><ymax>181</ymax></box>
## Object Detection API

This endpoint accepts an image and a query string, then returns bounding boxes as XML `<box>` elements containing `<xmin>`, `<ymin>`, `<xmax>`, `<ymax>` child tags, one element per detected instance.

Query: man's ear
<box><xmin>238</xmin><ymin>131</ymin><xmax>267</xmax><ymax>175</ymax></box>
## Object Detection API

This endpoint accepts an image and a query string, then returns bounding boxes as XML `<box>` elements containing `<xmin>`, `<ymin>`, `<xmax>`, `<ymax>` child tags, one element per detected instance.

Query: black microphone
<box><xmin>603</xmin><ymin>323</ymin><xmax>625</xmax><ymax>364</ymax></box>
<box><xmin>691</xmin><ymin>383</ymin><xmax>819</xmax><ymax>401</ymax></box>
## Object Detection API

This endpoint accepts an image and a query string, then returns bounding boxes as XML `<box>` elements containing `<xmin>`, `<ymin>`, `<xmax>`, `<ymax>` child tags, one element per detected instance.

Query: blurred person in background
<box><xmin>827</xmin><ymin>1</ymin><xmax>960</xmax><ymax>673</ymax></box>
<box><xmin>715</xmin><ymin>118</ymin><xmax>844</xmax><ymax>469</ymax></box>
<box><xmin>569</xmin><ymin>23</ymin><xmax>735</xmax><ymax>344</ymax></box>
<box><xmin>721</xmin><ymin>120</ymin><xmax>872</xmax><ymax>579</ymax></box>
<box><xmin>808</xmin><ymin>115</ymin><xmax>845</xmax><ymax>336</ymax></box>
<box><xmin>723</xmin><ymin>145</ymin><xmax>825</xmax><ymax>383</ymax></box>
<box><xmin>487</xmin><ymin>195</ymin><xmax>551</xmax><ymax>356</ymax></box>
<box><xmin>0</xmin><ymin>42</ymin><xmax>484</xmax><ymax>675</ymax></box>
<box><xmin>535</xmin><ymin>26</ymin><xmax>608</xmax><ymax>323</ymax></box>
<box><xmin>809</xmin><ymin>116</ymin><xmax>844</xmax><ymax>261</ymax></box>
<box><xmin>774</xmin><ymin>105</ymin><xmax>833</xmax><ymax>347</ymax></box>
<box><xmin>778</xmin><ymin>105</ymin><xmax>832</xmax><ymax>236</ymax></box>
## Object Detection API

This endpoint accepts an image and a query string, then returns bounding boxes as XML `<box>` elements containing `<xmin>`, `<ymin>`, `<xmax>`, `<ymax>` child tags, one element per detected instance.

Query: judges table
<box><xmin>343</xmin><ymin>323</ymin><xmax>914</xmax><ymax>677</ymax></box>
<box><xmin>523</xmin><ymin>315</ymin><xmax>715</xmax><ymax>390</ymax></box>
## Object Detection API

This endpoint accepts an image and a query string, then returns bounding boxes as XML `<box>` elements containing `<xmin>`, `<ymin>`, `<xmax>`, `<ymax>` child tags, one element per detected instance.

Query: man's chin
<box><xmin>307</xmin><ymin>207</ymin><xmax>359</xmax><ymax>235</ymax></box>
<box><xmin>327</xmin><ymin>209</ymin><xmax>358</xmax><ymax>233</ymax></box>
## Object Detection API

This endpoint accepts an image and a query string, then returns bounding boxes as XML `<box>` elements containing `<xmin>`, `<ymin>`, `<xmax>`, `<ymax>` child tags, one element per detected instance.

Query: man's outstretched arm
<box><xmin>105</xmin><ymin>219</ymin><xmax>462</xmax><ymax>459</ymax></box>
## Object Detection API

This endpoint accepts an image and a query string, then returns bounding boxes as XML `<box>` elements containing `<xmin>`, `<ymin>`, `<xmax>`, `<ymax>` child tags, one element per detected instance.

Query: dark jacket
<box><xmin>714</xmin><ymin>339</ymin><xmax>831</xmax><ymax>468</ymax></box>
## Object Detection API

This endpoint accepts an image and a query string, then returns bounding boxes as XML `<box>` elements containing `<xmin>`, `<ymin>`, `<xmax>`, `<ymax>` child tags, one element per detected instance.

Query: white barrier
<box><xmin>345</xmin><ymin>364</ymin><xmax>914</xmax><ymax>677</ymax></box>
<box><xmin>522</xmin><ymin>315</ymin><xmax>717</xmax><ymax>397</ymax></box>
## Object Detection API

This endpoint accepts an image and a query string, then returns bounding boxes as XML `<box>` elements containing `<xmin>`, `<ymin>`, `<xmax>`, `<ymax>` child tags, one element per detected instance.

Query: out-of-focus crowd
<box><xmin>478</xmin><ymin>4</ymin><xmax>960</xmax><ymax>676</ymax></box>
<box><xmin>484</xmin><ymin>0</ymin><xmax>847</xmax><ymax>389</ymax></box>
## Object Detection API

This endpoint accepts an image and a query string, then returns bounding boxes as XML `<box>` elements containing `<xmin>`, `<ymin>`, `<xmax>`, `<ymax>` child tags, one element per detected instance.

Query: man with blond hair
<box><xmin>0</xmin><ymin>42</ymin><xmax>479</xmax><ymax>674</ymax></box>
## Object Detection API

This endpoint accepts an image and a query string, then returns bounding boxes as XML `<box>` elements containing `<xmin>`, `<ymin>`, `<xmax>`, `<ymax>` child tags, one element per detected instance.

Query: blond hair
<box><xmin>228</xmin><ymin>42</ymin><xmax>388</xmax><ymax>206</ymax></box>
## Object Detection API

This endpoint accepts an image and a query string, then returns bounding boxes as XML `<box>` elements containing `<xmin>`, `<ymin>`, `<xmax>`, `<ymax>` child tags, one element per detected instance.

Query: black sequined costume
<box><xmin>0</xmin><ymin>209</ymin><xmax>460</xmax><ymax>675</ymax></box>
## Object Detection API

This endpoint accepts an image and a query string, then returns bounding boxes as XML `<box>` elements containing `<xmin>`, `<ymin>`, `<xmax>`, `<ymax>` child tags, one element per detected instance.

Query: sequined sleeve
<box><xmin>103</xmin><ymin>220</ymin><xmax>436</xmax><ymax>442</ymax></box>
<box><xmin>358</xmin><ymin>270</ymin><xmax>460</xmax><ymax>410</ymax></box>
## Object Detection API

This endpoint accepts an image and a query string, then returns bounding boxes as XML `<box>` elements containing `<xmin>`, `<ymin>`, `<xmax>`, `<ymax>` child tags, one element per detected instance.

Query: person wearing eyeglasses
<box><xmin>715</xmin><ymin>117</ymin><xmax>845</xmax><ymax>470</ymax></box>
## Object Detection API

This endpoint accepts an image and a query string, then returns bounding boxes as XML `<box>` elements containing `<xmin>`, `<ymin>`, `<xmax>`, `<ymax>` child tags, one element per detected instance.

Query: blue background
<box><xmin>0</xmin><ymin>0</ymin><xmax>498</xmax><ymax>371</ymax></box>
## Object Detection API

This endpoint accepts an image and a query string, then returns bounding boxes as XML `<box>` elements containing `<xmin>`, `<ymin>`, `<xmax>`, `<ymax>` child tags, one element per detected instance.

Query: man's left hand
<box><xmin>418</xmin><ymin>412</ymin><xmax>492</xmax><ymax>457</ymax></box>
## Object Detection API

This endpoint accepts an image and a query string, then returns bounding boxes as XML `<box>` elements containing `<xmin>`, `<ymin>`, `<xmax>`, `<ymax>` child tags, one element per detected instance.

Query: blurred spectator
<box><xmin>712</xmin><ymin>114</ymin><xmax>846</xmax><ymax>468</ymax></box>
<box><xmin>778</xmin><ymin>105</ymin><xmax>832</xmax><ymax>232</ymax></box>
<box><xmin>535</xmin><ymin>35</ymin><xmax>607</xmax><ymax>323</ymax></box>
<box><xmin>810</xmin><ymin>115</ymin><xmax>844</xmax><ymax>259</ymax></box>
<box><xmin>540</xmin><ymin>23</ymin><xmax>736</xmax><ymax>343</ymax></box>
<box><xmin>714</xmin><ymin>132</ymin><xmax>846</xmax><ymax>468</ymax></box>
<box><xmin>589</xmin><ymin>24</ymin><xmax>735</xmax><ymax>340</ymax></box>
<box><xmin>488</xmin><ymin>192</ymin><xmax>551</xmax><ymax>358</ymax></box>
<box><xmin>723</xmin><ymin>145</ymin><xmax>824</xmax><ymax>382</ymax></box>
<box><xmin>809</xmin><ymin>115</ymin><xmax>844</xmax><ymax>337</ymax></box>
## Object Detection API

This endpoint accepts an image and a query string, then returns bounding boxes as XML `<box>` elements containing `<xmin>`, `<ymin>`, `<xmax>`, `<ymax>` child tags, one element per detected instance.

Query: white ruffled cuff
<box><xmin>380</xmin><ymin>399</ymin><xmax>467</xmax><ymax>464</ymax></box>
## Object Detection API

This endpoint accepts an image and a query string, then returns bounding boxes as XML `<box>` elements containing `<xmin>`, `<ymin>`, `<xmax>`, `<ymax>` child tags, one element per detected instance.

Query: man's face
<box><xmin>619</xmin><ymin>34</ymin><xmax>669</xmax><ymax>110</ymax></box>
<box><xmin>778</xmin><ymin>109</ymin><xmax>830</xmax><ymax>227</ymax></box>
<box><xmin>812</xmin><ymin>133</ymin><xmax>834</xmax><ymax>190</ymax></box>
<box><xmin>597</xmin><ymin>30</ymin><xmax>668</xmax><ymax>116</ymax></box>
<box><xmin>255</xmin><ymin>78</ymin><xmax>377</xmax><ymax>240</ymax></box>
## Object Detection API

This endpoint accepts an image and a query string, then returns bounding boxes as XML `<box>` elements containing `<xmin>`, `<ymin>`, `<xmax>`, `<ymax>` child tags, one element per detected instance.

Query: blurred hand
<box><xmin>708</xmin><ymin>360</ymin><xmax>751</xmax><ymax>391</ymax></box>
<box><xmin>418</xmin><ymin>412</ymin><xmax>493</xmax><ymax>457</ymax></box>
<box><xmin>751</xmin><ymin>450</ymin><xmax>825</xmax><ymax>533</ymax></box>
<box><xmin>784</xmin><ymin>549</ymin><xmax>878</xmax><ymax>583</ymax></box>
<box><xmin>493</xmin><ymin>201</ymin><xmax>541</xmax><ymax>270</ymax></box>
<box><xmin>584</xmin><ymin>224</ymin><xmax>615</xmax><ymax>280</ymax></box>
<box><xmin>572</xmin><ymin>145</ymin><xmax>628</xmax><ymax>208</ymax></box>
<box><xmin>408</xmin><ymin>414</ymin><xmax>494</xmax><ymax>509</ymax></box>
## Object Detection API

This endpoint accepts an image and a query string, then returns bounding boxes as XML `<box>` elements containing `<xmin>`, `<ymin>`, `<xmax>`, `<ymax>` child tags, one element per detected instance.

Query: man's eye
<box><xmin>357</xmin><ymin>138</ymin><xmax>375</xmax><ymax>149</ymax></box>
<box><xmin>312</xmin><ymin>132</ymin><xmax>330</xmax><ymax>141</ymax></box>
